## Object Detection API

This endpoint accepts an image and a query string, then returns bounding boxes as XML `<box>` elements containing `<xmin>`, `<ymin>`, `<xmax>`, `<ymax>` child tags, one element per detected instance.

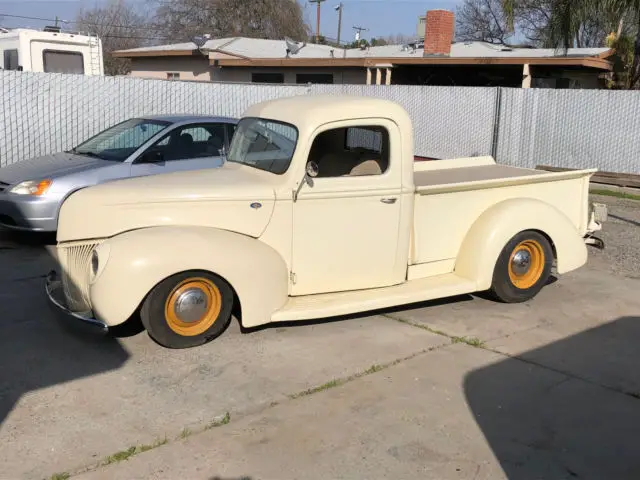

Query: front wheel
<box><xmin>140</xmin><ymin>271</ymin><xmax>234</xmax><ymax>349</ymax></box>
<box><xmin>489</xmin><ymin>231</ymin><xmax>554</xmax><ymax>303</ymax></box>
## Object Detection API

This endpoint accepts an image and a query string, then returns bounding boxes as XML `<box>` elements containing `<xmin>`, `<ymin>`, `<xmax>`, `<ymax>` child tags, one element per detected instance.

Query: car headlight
<box><xmin>10</xmin><ymin>179</ymin><xmax>53</xmax><ymax>196</ymax></box>
<box><xmin>89</xmin><ymin>243</ymin><xmax>110</xmax><ymax>284</ymax></box>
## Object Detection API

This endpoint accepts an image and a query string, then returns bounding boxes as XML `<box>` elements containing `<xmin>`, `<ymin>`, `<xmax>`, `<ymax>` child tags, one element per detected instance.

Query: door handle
<box><xmin>380</xmin><ymin>197</ymin><xmax>397</xmax><ymax>204</ymax></box>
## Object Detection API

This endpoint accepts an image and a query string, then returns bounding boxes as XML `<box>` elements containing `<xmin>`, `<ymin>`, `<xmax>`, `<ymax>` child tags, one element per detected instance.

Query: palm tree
<box><xmin>502</xmin><ymin>0</ymin><xmax>640</xmax><ymax>88</ymax></box>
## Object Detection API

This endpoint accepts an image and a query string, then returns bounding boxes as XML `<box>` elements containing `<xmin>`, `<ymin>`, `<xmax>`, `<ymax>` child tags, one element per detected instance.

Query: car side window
<box><xmin>146</xmin><ymin>123</ymin><xmax>228</xmax><ymax>161</ymax></box>
<box><xmin>306</xmin><ymin>126</ymin><xmax>390</xmax><ymax>178</ymax></box>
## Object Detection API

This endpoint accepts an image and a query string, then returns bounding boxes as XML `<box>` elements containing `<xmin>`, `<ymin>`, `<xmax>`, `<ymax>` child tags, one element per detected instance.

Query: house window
<box><xmin>43</xmin><ymin>50</ymin><xmax>84</xmax><ymax>74</ymax></box>
<box><xmin>251</xmin><ymin>72</ymin><xmax>284</xmax><ymax>84</ymax></box>
<box><xmin>167</xmin><ymin>72</ymin><xmax>180</xmax><ymax>80</ymax></box>
<box><xmin>296</xmin><ymin>73</ymin><xmax>333</xmax><ymax>84</ymax></box>
<box><xmin>3</xmin><ymin>49</ymin><xmax>19</xmax><ymax>70</ymax></box>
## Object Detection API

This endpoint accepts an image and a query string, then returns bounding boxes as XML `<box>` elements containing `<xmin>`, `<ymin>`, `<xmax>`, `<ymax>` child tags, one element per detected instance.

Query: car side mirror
<box><xmin>140</xmin><ymin>150</ymin><xmax>164</xmax><ymax>163</ymax></box>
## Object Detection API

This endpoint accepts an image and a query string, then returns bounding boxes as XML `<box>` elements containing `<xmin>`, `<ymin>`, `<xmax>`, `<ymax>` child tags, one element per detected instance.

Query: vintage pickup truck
<box><xmin>46</xmin><ymin>95</ymin><xmax>607</xmax><ymax>349</ymax></box>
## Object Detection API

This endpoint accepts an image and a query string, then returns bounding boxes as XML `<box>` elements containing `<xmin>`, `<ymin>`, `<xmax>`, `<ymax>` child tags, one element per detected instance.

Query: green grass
<box><xmin>206</xmin><ymin>411</ymin><xmax>231</xmax><ymax>430</ymax></box>
<box><xmin>101</xmin><ymin>437</ymin><xmax>168</xmax><ymax>465</ymax></box>
<box><xmin>591</xmin><ymin>189</ymin><xmax>640</xmax><ymax>201</ymax></box>
<box><xmin>50</xmin><ymin>473</ymin><xmax>70</xmax><ymax>480</ymax></box>
<box><xmin>452</xmin><ymin>336</ymin><xmax>485</xmax><ymax>347</ymax></box>
<box><xmin>364</xmin><ymin>364</ymin><xmax>383</xmax><ymax>375</ymax></box>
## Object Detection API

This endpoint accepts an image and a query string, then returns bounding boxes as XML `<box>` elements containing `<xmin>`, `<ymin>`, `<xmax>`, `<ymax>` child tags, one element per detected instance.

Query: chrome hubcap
<box><xmin>511</xmin><ymin>249</ymin><xmax>532</xmax><ymax>275</ymax></box>
<box><xmin>173</xmin><ymin>287</ymin><xmax>208</xmax><ymax>323</ymax></box>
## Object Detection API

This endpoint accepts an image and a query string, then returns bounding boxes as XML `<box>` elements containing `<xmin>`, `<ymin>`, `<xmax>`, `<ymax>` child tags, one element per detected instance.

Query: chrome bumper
<box><xmin>584</xmin><ymin>202</ymin><xmax>608</xmax><ymax>250</ymax></box>
<box><xmin>45</xmin><ymin>270</ymin><xmax>108</xmax><ymax>332</ymax></box>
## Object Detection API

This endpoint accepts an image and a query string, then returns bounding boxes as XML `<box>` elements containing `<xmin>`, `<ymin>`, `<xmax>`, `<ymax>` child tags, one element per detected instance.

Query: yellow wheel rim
<box><xmin>508</xmin><ymin>240</ymin><xmax>545</xmax><ymax>289</ymax></box>
<box><xmin>164</xmin><ymin>278</ymin><xmax>222</xmax><ymax>337</ymax></box>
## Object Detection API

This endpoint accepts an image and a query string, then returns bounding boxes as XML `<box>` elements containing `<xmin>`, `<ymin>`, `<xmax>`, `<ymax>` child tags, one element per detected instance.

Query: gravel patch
<box><xmin>588</xmin><ymin>194</ymin><xmax>640</xmax><ymax>279</ymax></box>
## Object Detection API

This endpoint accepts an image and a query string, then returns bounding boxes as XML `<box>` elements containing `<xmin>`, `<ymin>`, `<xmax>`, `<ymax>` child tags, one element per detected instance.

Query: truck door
<box><xmin>291</xmin><ymin>120</ymin><xmax>405</xmax><ymax>296</ymax></box>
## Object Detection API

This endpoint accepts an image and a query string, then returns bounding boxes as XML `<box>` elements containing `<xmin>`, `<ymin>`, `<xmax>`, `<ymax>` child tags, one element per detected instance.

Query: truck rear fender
<box><xmin>90</xmin><ymin>226</ymin><xmax>289</xmax><ymax>328</ymax></box>
<box><xmin>454</xmin><ymin>198</ymin><xmax>587</xmax><ymax>290</ymax></box>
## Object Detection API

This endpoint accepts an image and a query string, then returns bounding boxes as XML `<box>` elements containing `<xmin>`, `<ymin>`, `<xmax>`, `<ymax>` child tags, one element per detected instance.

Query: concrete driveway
<box><xmin>1</xmin><ymin>194</ymin><xmax>639</xmax><ymax>480</ymax></box>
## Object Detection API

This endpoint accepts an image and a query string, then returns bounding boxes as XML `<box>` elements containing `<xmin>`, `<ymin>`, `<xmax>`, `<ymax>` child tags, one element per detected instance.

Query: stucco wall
<box><xmin>128</xmin><ymin>57</ymin><xmax>366</xmax><ymax>84</ymax></box>
<box><xmin>128</xmin><ymin>57</ymin><xmax>213</xmax><ymax>81</ymax></box>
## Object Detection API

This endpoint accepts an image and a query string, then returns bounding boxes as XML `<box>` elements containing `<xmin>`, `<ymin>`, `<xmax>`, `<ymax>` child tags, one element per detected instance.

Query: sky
<box><xmin>0</xmin><ymin>0</ymin><xmax>460</xmax><ymax>42</ymax></box>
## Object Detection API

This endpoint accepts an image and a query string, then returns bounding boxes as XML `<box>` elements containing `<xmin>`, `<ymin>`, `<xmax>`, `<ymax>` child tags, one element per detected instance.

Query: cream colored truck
<box><xmin>46</xmin><ymin>95</ymin><xmax>608</xmax><ymax>349</ymax></box>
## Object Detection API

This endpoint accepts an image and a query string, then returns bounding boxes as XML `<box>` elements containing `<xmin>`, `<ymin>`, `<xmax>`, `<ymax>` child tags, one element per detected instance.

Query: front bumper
<box><xmin>0</xmin><ymin>193</ymin><xmax>59</xmax><ymax>231</ymax></box>
<box><xmin>45</xmin><ymin>270</ymin><xmax>108</xmax><ymax>332</ymax></box>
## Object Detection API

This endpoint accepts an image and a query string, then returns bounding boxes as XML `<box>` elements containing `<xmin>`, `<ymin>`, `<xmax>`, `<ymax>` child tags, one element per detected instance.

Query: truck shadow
<box><xmin>0</xmin><ymin>229</ymin><xmax>129</xmax><ymax>426</ymax></box>
<box><xmin>464</xmin><ymin>315</ymin><xmax>640</xmax><ymax>479</ymax></box>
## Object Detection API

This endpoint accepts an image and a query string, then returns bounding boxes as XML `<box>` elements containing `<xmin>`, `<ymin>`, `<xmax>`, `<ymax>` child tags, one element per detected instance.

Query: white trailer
<box><xmin>0</xmin><ymin>27</ymin><xmax>103</xmax><ymax>75</ymax></box>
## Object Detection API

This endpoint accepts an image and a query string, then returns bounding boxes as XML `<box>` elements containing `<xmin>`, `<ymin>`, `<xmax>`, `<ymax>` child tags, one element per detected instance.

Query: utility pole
<box><xmin>353</xmin><ymin>25</ymin><xmax>368</xmax><ymax>43</ymax></box>
<box><xmin>309</xmin><ymin>0</ymin><xmax>326</xmax><ymax>44</ymax></box>
<box><xmin>335</xmin><ymin>3</ymin><xmax>343</xmax><ymax>46</ymax></box>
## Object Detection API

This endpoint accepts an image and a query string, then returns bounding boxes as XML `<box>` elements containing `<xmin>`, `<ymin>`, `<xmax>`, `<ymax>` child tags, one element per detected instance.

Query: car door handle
<box><xmin>380</xmin><ymin>197</ymin><xmax>397</xmax><ymax>204</ymax></box>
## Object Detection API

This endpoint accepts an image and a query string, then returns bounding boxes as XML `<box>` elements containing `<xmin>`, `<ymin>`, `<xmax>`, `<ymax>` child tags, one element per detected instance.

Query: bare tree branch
<box><xmin>455</xmin><ymin>0</ymin><xmax>513</xmax><ymax>45</ymax></box>
<box><xmin>75</xmin><ymin>0</ymin><xmax>151</xmax><ymax>75</ymax></box>
<box><xmin>150</xmin><ymin>0</ymin><xmax>310</xmax><ymax>43</ymax></box>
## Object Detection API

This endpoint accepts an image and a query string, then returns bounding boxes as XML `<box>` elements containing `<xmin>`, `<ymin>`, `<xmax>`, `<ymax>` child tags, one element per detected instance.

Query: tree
<box><xmin>455</xmin><ymin>0</ymin><xmax>513</xmax><ymax>45</ymax></box>
<box><xmin>502</xmin><ymin>0</ymin><xmax>640</xmax><ymax>88</ymax></box>
<box><xmin>151</xmin><ymin>0</ymin><xmax>310</xmax><ymax>43</ymax></box>
<box><xmin>75</xmin><ymin>0</ymin><xmax>150</xmax><ymax>76</ymax></box>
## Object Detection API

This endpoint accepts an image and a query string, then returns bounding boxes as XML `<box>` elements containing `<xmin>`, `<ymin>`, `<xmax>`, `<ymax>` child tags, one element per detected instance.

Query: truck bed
<box><xmin>413</xmin><ymin>157</ymin><xmax>596</xmax><ymax>195</ymax></box>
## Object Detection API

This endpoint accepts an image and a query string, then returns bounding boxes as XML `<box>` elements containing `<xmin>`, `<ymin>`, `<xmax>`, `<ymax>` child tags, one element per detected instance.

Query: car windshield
<box><xmin>70</xmin><ymin>118</ymin><xmax>171</xmax><ymax>161</ymax></box>
<box><xmin>227</xmin><ymin>117</ymin><xmax>298</xmax><ymax>174</ymax></box>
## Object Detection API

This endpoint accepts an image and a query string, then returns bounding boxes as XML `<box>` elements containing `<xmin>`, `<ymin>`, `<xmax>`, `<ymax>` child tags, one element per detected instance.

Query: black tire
<box><xmin>489</xmin><ymin>230</ymin><xmax>554</xmax><ymax>303</ymax></box>
<box><xmin>140</xmin><ymin>270</ymin><xmax>234</xmax><ymax>349</ymax></box>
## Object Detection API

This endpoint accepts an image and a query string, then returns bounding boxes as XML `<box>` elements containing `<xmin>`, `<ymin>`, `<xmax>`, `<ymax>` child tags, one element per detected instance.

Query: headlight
<box><xmin>91</xmin><ymin>250</ymin><xmax>100</xmax><ymax>277</ymax></box>
<box><xmin>89</xmin><ymin>243</ymin><xmax>110</xmax><ymax>284</ymax></box>
<box><xmin>10</xmin><ymin>179</ymin><xmax>53</xmax><ymax>196</ymax></box>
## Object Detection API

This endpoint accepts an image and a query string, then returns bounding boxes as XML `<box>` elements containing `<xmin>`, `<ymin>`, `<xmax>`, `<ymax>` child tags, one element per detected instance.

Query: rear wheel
<box><xmin>489</xmin><ymin>231</ymin><xmax>553</xmax><ymax>303</ymax></box>
<box><xmin>140</xmin><ymin>271</ymin><xmax>234</xmax><ymax>349</ymax></box>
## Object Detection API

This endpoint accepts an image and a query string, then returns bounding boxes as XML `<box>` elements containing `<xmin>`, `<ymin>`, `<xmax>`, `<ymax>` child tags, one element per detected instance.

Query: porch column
<box><xmin>376</xmin><ymin>68</ymin><xmax>382</xmax><ymax>85</ymax></box>
<box><xmin>522</xmin><ymin>63</ymin><xmax>532</xmax><ymax>88</ymax></box>
<box><xmin>385</xmin><ymin>67</ymin><xmax>392</xmax><ymax>85</ymax></box>
<box><xmin>366</xmin><ymin>68</ymin><xmax>372</xmax><ymax>85</ymax></box>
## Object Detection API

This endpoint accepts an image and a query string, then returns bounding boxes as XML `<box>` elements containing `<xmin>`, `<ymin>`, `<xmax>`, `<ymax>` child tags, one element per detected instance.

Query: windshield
<box><xmin>227</xmin><ymin>117</ymin><xmax>298</xmax><ymax>174</ymax></box>
<box><xmin>70</xmin><ymin>118</ymin><xmax>171</xmax><ymax>161</ymax></box>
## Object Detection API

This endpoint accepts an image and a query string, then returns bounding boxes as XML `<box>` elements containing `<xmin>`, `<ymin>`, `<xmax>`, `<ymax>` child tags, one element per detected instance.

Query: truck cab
<box><xmin>46</xmin><ymin>95</ymin><xmax>606</xmax><ymax>349</ymax></box>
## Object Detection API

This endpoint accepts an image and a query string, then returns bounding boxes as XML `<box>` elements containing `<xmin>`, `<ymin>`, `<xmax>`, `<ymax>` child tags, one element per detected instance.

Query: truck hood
<box><xmin>57</xmin><ymin>162</ymin><xmax>278</xmax><ymax>242</ymax></box>
<box><xmin>0</xmin><ymin>152</ymin><xmax>112</xmax><ymax>185</ymax></box>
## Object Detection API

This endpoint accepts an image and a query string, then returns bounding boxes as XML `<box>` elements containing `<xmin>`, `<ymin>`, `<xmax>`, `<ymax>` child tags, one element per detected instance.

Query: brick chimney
<box><xmin>423</xmin><ymin>10</ymin><xmax>455</xmax><ymax>57</ymax></box>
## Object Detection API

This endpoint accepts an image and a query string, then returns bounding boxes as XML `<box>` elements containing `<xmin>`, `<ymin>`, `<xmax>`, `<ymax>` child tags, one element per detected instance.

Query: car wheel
<box><xmin>140</xmin><ymin>270</ymin><xmax>234</xmax><ymax>349</ymax></box>
<box><xmin>489</xmin><ymin>231</ymin><xmax>554</xmax><ymax>303</ymax></box>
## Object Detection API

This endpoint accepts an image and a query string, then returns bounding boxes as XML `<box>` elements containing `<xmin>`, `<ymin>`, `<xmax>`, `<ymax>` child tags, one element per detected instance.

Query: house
<box><xmin>113</xmin><ymin>10</ymin><xmax>613</xmax><ymax>89</ymax></box>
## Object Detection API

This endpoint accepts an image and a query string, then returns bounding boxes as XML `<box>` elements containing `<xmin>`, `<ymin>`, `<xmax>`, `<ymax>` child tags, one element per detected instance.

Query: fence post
<box><xmin>491</xmin><ymin>86</ymin><xmax>502</xmax><ymax>160</ymax></box>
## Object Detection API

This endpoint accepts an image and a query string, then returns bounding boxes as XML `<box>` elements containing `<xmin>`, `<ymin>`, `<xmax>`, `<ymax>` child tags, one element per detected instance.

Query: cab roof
<box><xmin>242</xmin><ymin>95</ymin><xmax>413</xmax><ymax>137</ymax></box>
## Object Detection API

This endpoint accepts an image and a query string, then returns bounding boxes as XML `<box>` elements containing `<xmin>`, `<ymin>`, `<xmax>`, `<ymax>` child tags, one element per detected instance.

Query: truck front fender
<box><xmin>90</xmin><ymin>226</ymin><xmax>289</xmax><ymax>328</ymax></box>
<box><xmin>454</xmin><ymin>198</ymin><xmax>587</xmax><ymax>290</ymax></box>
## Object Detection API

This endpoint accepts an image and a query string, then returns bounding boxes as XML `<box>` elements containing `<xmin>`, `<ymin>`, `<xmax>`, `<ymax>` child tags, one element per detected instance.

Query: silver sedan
<box><xmin>0</xmin><ymin>114</ymin><xmax>238</xmax><ymax>232</ymax></box>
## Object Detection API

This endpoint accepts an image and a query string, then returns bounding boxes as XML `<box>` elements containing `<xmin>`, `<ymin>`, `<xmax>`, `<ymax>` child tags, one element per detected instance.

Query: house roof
<box><xmin>113</xmin><ymin>37</ymin><xmax>613</xmax><ymax>70</ymax></box>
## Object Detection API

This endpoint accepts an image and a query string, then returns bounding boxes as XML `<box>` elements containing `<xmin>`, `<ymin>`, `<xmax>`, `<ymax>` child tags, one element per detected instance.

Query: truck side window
<box><xmin>308</xmin><ymin>126</ymin><xmax>389</xmax><ymax>178</ymax></box>
<box><xmin>3</xmin><ymin>50</ymin><xmax>19</xmax><ymax>70</ymax></box>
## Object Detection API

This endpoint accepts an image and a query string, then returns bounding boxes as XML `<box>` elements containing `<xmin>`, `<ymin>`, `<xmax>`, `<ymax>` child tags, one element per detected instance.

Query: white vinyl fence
<box><xmin>1</xmin><ymin>71</ymin><xmax>639</xmax><ymax>174</ymax></box>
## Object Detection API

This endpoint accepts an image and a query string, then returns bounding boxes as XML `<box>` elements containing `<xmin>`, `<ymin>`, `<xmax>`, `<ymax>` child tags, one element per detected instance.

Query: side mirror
<box><xmin>293</xmin><ymin>164</ymin><xmax>316</xmax><ymax>202</ymax></box>
<box><xmin>140</xmin><ymin>150</ymin><xmax>164</xmax><ymax>163</ymax></box>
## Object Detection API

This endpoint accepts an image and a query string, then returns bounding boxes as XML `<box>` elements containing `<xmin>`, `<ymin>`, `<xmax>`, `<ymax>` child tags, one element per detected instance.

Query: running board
<box><xmin>271</xmin><ymin>273</ymin><xmax>477</xmax><ymax>323</ymax></box>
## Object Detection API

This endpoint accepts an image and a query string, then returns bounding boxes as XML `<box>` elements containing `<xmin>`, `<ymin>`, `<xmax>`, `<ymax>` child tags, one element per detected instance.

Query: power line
<box><xmin>0</xmin><ymin>13</ymin><xmax>167</xmax><ymax>33</ymax></box>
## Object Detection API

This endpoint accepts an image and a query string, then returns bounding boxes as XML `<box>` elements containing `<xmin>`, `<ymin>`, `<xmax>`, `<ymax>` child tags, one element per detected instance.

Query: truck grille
<box><xmin>57</xmin><ymin>240</ymin><xmax>103</xmax><ymax>312</ymax></box>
